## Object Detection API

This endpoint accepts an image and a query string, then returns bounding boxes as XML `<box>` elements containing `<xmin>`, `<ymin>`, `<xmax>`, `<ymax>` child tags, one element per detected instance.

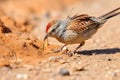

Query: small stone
<box><xmin>74</xmin><ymin>66</ymin><xmax>85</xmax><ymax>71</ymax></box>
<box><xmin>16</xmin><ymin>73</ymin><xmax>28</xmax><ymax>79</ymax></box>
<box><xmin>107</xmin><ymin>58</ymin><xmax>112</xmax><ymax>61</ymax></box>
<box><xmin>59</xmin><ymin>60</ymin><xmax>67</xmax><ymax>64</ymax></box>
<box><xmin>59</xmin><ymin>68</ymin><xmax>70</xmax><ymax>76</ymax></box>
<box><xmin>92</xmin><ymin>53</ymin><xmax>96</xmax><ymax>56</ymax></box>
<box><xmin>62</xmin><ymin>46</ymin><xmax>67</xmax><ymax>51</ymax></box>
<box><xmin>71</xmin><ymin>64</ymin><xmax>85</xmax><ymax>72</ymax></box>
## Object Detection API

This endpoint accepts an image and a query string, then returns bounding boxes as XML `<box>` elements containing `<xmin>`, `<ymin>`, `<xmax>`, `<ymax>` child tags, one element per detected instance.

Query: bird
<box><xmin>43</xmin><ymin>7</ymin><xmax>120</xmax><ymax>54</ymax></box>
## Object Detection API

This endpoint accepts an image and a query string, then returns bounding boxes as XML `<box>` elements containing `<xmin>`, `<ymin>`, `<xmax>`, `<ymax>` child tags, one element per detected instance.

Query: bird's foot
<box><xmin>65</xmin><ymin>51</ymin><xmax>78</xmax><ymax>57</ymax></box>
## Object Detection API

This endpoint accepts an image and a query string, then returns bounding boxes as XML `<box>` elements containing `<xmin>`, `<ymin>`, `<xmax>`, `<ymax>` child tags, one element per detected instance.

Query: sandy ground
<box><xmin>0</xmin><ymin>0</ymin><xmax>120</xmax><ymax>80</ymax></box>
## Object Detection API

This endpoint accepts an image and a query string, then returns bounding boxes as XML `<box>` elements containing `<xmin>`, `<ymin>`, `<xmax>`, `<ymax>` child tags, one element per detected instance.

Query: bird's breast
<box><xmin>55</xmin><ymin>28</ymin><xmax>98</xmax><ymax>44</ymax></box>
<box><xmin>55</xmin><ymin>30</ymin><xmax>87</xmax><ymax>44</ymax></box>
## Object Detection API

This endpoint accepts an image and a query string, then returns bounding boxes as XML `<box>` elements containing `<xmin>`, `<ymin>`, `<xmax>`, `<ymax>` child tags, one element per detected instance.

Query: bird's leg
<box><xmin>67</xmin><ymin>41</ymin><xmax>85</xmax><ymax>56</ymax></box>
<box><xmin>74</xmin><ymin>41</ymin><xmax>85</xmax><ymax>52</ymax></box>
<box><xmin>52</xmin><ymin>44</ymin><xmax>67</xmax><ymax>53</ymax></box>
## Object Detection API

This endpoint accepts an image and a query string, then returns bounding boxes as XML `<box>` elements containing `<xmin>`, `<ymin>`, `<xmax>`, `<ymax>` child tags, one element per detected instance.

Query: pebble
<box><xmin>74</xmin><ymin>66</ymin><xmax>85</xmax><ymax>71</ymax></box>
<box><xmin>59</xmin><ymin>60</ymin><xmax>67</xmax><ymax>64</ymax></box>
<box><xmin>107</xmin><ymin>58</ymin><xmax>112</xmax><ymax>61</ymax></box>
<box><xmin>16</xmin><ymin>73</ymin><xmax>28</xmax><ymax>79</ymax></box>
<box><xmin>59</xmin><ymin>68</ymin><xmax>70</xmax><ymax>76</ymax></box>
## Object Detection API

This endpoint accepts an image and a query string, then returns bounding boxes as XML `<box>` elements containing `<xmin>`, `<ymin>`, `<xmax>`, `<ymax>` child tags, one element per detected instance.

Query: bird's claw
<box><xmin>66</xmin><ymin>51</ymin><xmax>77</xmax><ymax>57</ymax></box>
<box><xmin>51</xmin><ymin>47</ymin><xmax>78</xmax><ymax>57</ymax></box>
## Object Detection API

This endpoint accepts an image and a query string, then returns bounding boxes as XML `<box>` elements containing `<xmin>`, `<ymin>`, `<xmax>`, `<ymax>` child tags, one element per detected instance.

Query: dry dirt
<box><xmin>0</xmin><ymin>0</ymin><xmax>120</xmax><ymax>80</ymax></box>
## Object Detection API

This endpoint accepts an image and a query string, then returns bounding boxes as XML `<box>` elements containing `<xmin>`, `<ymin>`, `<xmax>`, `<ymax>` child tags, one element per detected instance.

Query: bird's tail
<box><xmin>98</xmin><ymin>7</ymin><xmax>120</xmax><ymax>20</ymax></box>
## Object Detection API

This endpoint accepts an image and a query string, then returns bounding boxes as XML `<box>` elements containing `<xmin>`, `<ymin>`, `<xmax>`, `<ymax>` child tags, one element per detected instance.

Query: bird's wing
<box><xmin>67</xmin><ymin>14</ymin><xmax>99</xmax><ymax>34</ymax></box>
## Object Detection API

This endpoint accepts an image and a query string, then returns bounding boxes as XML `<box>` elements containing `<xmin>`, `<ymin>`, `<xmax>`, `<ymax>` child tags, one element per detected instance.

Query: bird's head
<box><xmin>44</xmin><ymin>20</ymin><xmax>60</xmax><ymax>41</ymax></box>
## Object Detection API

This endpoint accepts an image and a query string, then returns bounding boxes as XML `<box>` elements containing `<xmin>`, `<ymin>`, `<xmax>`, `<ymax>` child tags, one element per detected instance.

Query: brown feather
<box><xmin>67</xmin><ymin>14</ymin><xmax>97</xmax><ymax>34</ymax></box>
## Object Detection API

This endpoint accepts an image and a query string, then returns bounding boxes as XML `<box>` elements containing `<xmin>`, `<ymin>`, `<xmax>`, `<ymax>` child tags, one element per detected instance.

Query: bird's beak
<box><xmin>42</xmin><ymin>34</ymin><xmax>49</xmax><ymax>50</ymax></box>
<box><xmin>44</xmin><ymin>34</ymin><xmax>49</xmax><ymax>41</ymax></box>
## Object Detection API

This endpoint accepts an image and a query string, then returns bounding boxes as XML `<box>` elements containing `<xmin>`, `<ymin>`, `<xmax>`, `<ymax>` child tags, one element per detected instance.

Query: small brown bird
<box><xmin>44</xmin><ymin>7</ymin><xmax>120</xmax><ymax>54</ymax></box>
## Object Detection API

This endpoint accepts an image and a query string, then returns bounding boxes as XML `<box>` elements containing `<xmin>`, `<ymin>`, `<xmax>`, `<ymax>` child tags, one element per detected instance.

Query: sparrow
<box><xmin>44</xmin><ymin>7</ymin><xmax>120</xmax><ymax>54</ymax></box>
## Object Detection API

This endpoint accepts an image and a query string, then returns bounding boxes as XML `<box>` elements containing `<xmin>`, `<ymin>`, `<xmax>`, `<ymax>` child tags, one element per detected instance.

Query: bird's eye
<box><xmin>51</xmin><ymin>22</ymin><xmax>60</xmax><ymax>33</ymax></box>
<box><xmin>52</xmin><ymin>28</ymin><xmax>55</xmax><ymax>32</ymax></box>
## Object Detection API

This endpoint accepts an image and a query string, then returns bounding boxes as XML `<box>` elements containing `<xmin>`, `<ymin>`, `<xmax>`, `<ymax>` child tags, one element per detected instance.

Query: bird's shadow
<box><xmin>76</xmin><ymin>48</ymin><xmax>120</xmax><ymax>55</ymax></box>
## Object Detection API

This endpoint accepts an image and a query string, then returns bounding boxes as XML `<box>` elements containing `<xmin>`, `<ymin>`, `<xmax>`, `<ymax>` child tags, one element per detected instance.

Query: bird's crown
<box><xmin>46</xmin><ymin>20</ymin><xmax>59</xmax><ymax>33</ymax></box>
